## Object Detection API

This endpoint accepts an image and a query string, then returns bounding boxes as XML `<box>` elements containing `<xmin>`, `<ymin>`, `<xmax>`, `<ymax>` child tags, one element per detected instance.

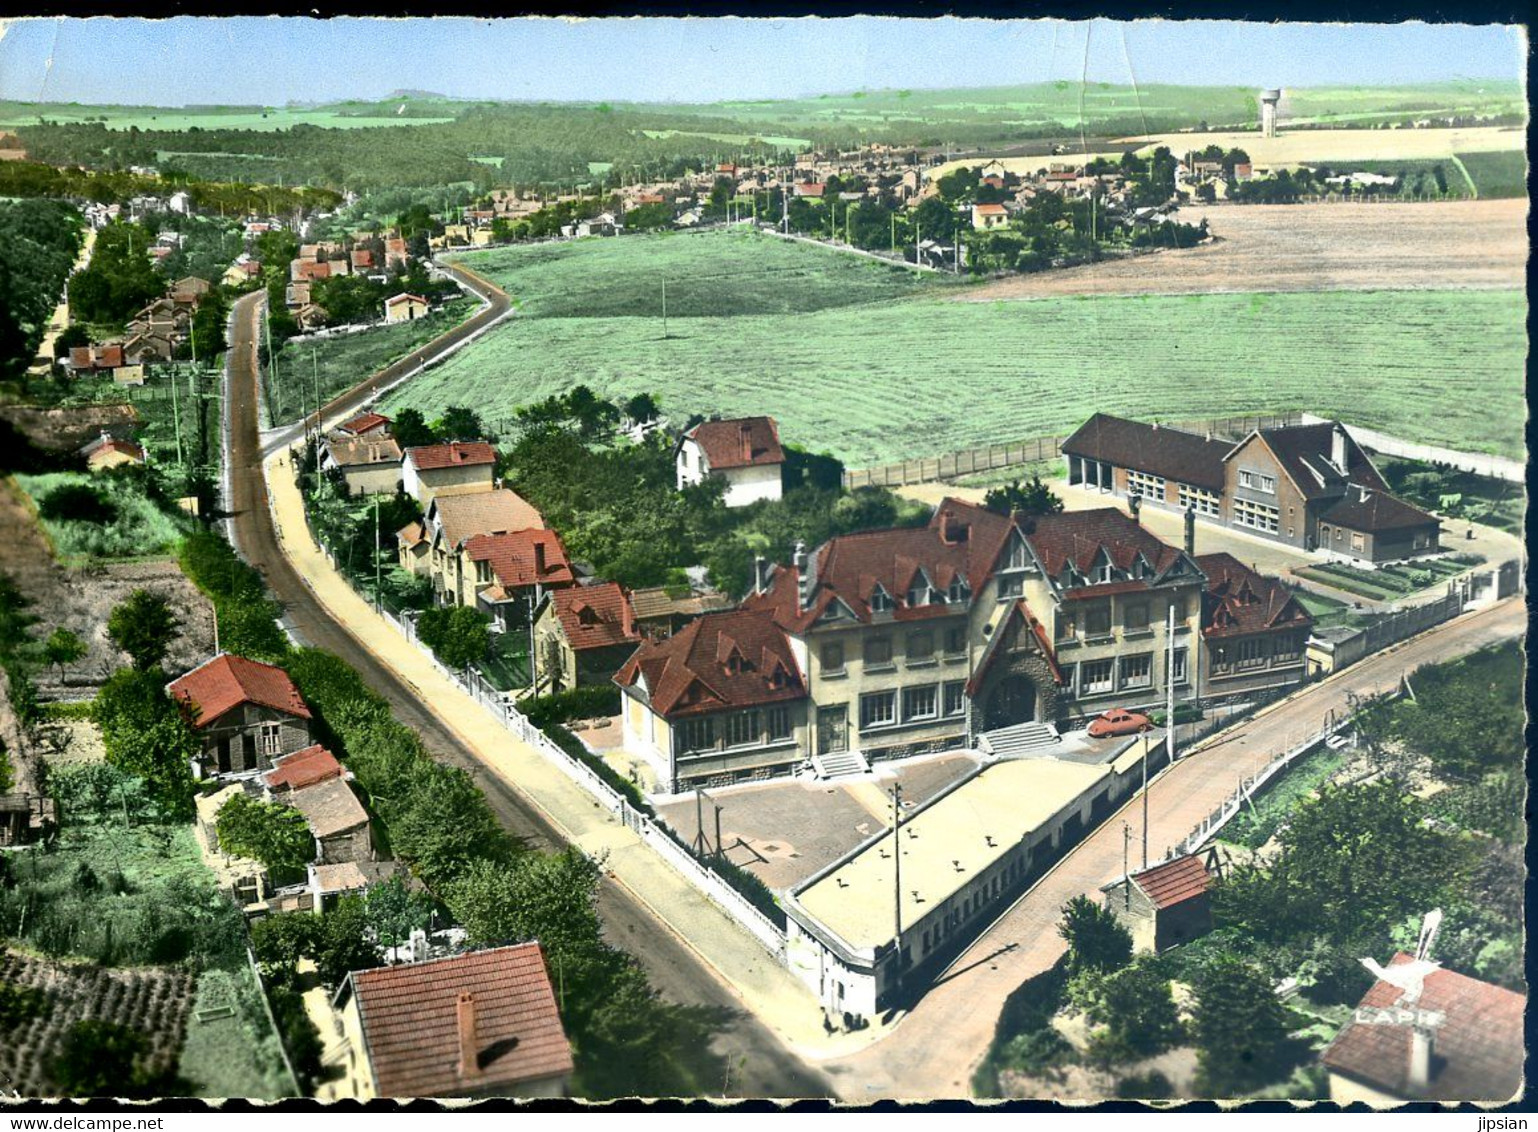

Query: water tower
<box><xmin>1259</xmin><ymin>89</ymin><xmax>1282</xmax><ymax>138</ymax></box>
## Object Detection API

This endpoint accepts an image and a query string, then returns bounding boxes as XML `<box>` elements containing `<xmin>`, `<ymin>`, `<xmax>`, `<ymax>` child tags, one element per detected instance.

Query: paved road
<box><xmin>817</xmin><ymin>594</ymin><xmax>1525</xmax><ymax>1099</ymax></box>
<box><xmin>222</xmin><ymin>284</ymin><xmax>830</xmax><ymax>1100</ymax></box>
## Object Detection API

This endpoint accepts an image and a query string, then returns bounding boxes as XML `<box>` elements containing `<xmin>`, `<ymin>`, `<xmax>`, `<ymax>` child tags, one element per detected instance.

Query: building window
<box><xmin>1178</xmin><ymin>483</ymin><xmax>1221</xmax><ymax>517</ymax></box>
<box><xmin>1272</xmin><ymin>634</ymin><xmax>1300</xmax><ymax>662</ymax></box>
<box><xmin>259</xmin><ymin>723</ymin><xmax>282</xmax><ymax>758</ymax></box>
<box><xmin>869</xmin><ymin>585</ymin><xmax>893</xmax><ymax>613</ymax></box>
<box><xmin>1084</xmin><ymin>606</ymin><xmax>1111</xmax><ymax>637</ymax></box>
<box><xmin>1413</xmin><ymin>530</ymin><xmax>1430</xmax><ymax>550</ymax></box>
<box><xmin>1171</xmin><ymin>647</ymin><xmax>1188</xmax><ymax>685</ymax></box>
<box><xmin>1082</xmin><ymin>659</ymin><xmax>1114</xmax><ymax>695</ymax></box>
<box><xmin>1238</xmin><ymin>469</ymin><xmax>1276</xmax><ymax>494</ymax></box>
<box><xmin>1238</xmin><ymin>637</ymin><xmax>1266</xmax><ymax>669</ymax></box>
<box><xmin>1170</xmin><ymin>595</ymin><xmax>1188</xmax><ymax>623</ymax></box>
<box><xmin>944</xmin><ymin>624</ymin><xmax>968</xmax><ymax>655</ymax></box>
<box><xmin>906</xmin><ymin>630</ymin><xmax>935</xmax><ymax>663</ymax></box>
<box><xmin>948</xmin><ymin>578</ymin><xmax>970</xmax><ymax>604</ymax></box>
<box><xmin>907</xmin><ymin>577</ymin><xmax>932</xmax><ymax>607</ymax></box>
<box><xmin>1056</xmin><ymin>611</ymin><xmax>1077</xmax><ymax>641</ymax></box>
<box><xmin>1120</xmin><ymin>654</ymin><xmax>1153</xmax><ymax>690</ymax></box>
<box><xmin>1350</xmin><ymin>531</ymin><xmax>1366</xmax><ymax>554</ymax></box>
<box><xmin>680</xmin><ymin>717</ymin><xmax>717</xmax><ymax>752</ymax></box>
<box><xmin>903</xmin><ymin>685</ymin><xmax>939</xmax><ymax>721</ymax></box>
<box><xmin>864</xmin><ymin>637</ymin><xmax>893</xmax><ymax>668</ymax></box>
<box><xmin>1126</xmin><ymin>469</ymin><xmax>1166</xmax><ymax>499</ymax></box>
<box><xmin>1060</xmin><ymin>663</ymin><xmax>1077</xmax><ymax>695</ymax></box>
<box><xmin>999</xmin><ymin>574</ymin><xmax>1024</xmax><ymax>599</ymax></box>
<box><xmin>726</xmin><ymin>710</ymin><xmax>761</xmax><ymax>748</ymax></box>
<box><xmin>821</xmin><ymin>642</ymin><xmax>845</xmax><ymax>674</ymax></box>
<box><xmin>1124</xmin><ymin>603</ymin><xmax>1149</xmax><ymax>631</ymax></box>
<box><xmin>1211</xmin><ymin>643</ymin><xmax>1231</xmax><ymax>673</ymax></box>
<box><xmin>943</xmin><ymin>681</ymin><xmax>966</xmax><ymax>717</ymax></box>
<box><xmin>1006</xmin><ymin>537</ymin><xmax>1028</xmax><ymax>571</ymax></box>
<box><xmin>1233</xmin><ymin>498</ymin><xmax>1280</xmax><ymax>533</ymax></box>
<box><xmin>767</xmin><ymin>706</ymin><xmax>792</xmax><ymax>741</ymax></box>
<box><xmin>1093</xmin><ymin>558</ymin><xmax>1114</xmax><ymax>584</ymax></box>
<box><xmin>860</xmin><ymin>691</ymin><xmax>897</xmax><ymax>730</ymax></box>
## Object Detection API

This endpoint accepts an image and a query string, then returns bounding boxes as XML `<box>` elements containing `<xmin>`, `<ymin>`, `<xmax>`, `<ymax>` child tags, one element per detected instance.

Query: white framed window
<box><xmin>907</xmin><ymin>574</ymin><xmax>933</xmax><ymax>607</ymax></box>
<box><xmin>948</xmin><ymin>578</ymin><xmax>970</xmax><ymax>604</ymax></box>
<box><xmin>1238</xmin><ymin>469</ymin><xmax>1276</xmax><ymax>494</ymax></box>
<box><xmin>860</xmin><ymin>691</ymin><xmax>897</xmax><ymax>730</ymax></box>
<box><xmin>1082</xmin><ymin>659</ymin><xmax>1114</xmax><ymax>695</ymax></box>
<box><xmin>1350</xmin><ymin>531</ymin><xmax>1366</xmax><ymax>553</ymax></box>
<box><xmin>1238</xmin><ymin>638</ymin><xmax>1266</xmax><ymax>668</ymax></box>
<box><xmin>726</xmin><ymin>710</ymin><xmax>760</xmax><ymax>748</ymax></box>
<box><xmin>943</xmin><ymin>681</ymin><xmax>967</xmax><ymax>717</ymax></box>
<box><xmin>1178</xmin><ymin>483</ymin><xmax>1221</xmax><ymax>517</ymax></box>
<box><xmin>1093</xmin><ymin>558</ymin><xmax>1114</xmax><ymax>584</ymax></box>
<box><xmin>1272</xmin><ymin>634</ymin><xmax>1300</xmax><ymax>662</ymax></box>
<box><xmin>1005</xmin><ymin>536</ymin><xmax>1029</xmax><ymax>571</ymax></box>
<box><xmin>903</xmin><ymin>685</ymin><xmax>939</xmax><ymax>721</ymax></box>
<box><xmin>1120</xmin><ymin>654</ymin><xmax>1152</xmax><ymax>689</ymax></box>
<box><xmin>1233</xmin><ymin>498</ymin><xmax>1280</xmax><ymax>533</ymax></box>
<box><xmin>999</xmin><ymin>574</ymin><xmax>1024</xmax><ymax>599</ymax></box>
<box><xmin>767</xmin><ymin>705</ymin><xmax>792</xmax><ymax>741</ymax></box>
<box><xmin>681</xmin><ymin>717</ymin><xmax>717</xmax><ymax>752</ymax></box>
<box><xmin>259</xmin><ymin>722</ymin><xmax>282</xmax><ymax>758</ymax></box>
<box><xmin>1171</xmin><ymin>647</ymin><xmax>1188</xmax><ymax>685</ymax></box>
<box><xmin>1126</xmin><ymin>469</ymin><xmax>1166</xmax><ymax>499</ymax></box>
<box><xmin>869</xmin><ymin>585</ymin><xmax>894</xmax><ymax>613</ymax></box>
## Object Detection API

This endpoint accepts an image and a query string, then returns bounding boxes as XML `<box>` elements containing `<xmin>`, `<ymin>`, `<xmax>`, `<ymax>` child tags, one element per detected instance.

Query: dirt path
<box><xmin>959</xmin><ymin>199</ymin><xmax>1527</xmax><ymax>299</ymax></box>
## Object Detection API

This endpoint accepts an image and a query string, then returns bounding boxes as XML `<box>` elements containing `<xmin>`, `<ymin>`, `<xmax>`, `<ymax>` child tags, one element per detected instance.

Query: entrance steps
<box><xmin>979</xmin><ymin>721</ymin><xmax>1061</xmax><ymax>759</ymax></box>
<box><xmin>812</xmin><ymin>748</ymin><xmax>870</xmax><ymax>779</ymax></box>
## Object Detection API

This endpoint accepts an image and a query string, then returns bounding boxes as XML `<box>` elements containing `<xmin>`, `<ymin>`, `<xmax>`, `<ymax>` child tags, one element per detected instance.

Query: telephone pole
<box><xmin>1141</xmin><ymin>726</ymin><xmax>1150</xmax><ymax>870</ymax></box>
<box><xmin>892</xmin><ymin>783</ymin><xmax>905</xmax><ymax>998</ymax></box>
<box><xmin>660</xmin><ymin>276</ymin><xmax>668</xmax><ymax>340</ymax></box>
<box><xmin>1167</xmin><ymin>603</ymin><xmax>1178</xmax><ymax>765</ymax></box>
<box><xmin>373</xmin><ymin>496</ymin><xmax>383</xmax><ymax>614</ymax></box>
<box><xmin>1122</xmin><ymin>822</ymin><xmax>1132</xmax><ymax>910</ymax></box>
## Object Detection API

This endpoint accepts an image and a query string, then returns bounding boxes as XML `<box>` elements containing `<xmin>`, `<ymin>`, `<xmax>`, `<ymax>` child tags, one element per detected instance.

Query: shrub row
<box><xmin>178</xmin><ymin>530</ymin><xmax>291</xmax><ymax>663</ymax></box>
<box><xmin>519</xmin><ymin>684</ymin><xmax>621</xmax><ymax>730</ymax></box>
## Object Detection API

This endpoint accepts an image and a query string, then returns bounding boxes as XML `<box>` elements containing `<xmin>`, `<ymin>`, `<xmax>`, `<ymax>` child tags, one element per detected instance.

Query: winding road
<box><xmin>221</xmin><ymin>270</ymin><xmax>830</xmax><ymax>1100</ymax></box>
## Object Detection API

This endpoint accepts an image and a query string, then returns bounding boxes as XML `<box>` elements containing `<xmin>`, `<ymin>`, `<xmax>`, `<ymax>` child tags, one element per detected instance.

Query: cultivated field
<box><xmin>385</xmin><ymin>270</ymin><xmax>1525</xmax><ymax>466</ymax></box>
<box><xmin>1120</xmin><ymin>125</ymin><xmax>1523</xmax><ymax>164</ymax></box>
<box><xmin>0</xmin><ymin>101</ymin><xmax>455</xmax><ymax>132</ymax></box>
<box><xmin>961</xmin><ymin>199</ymin><xmax>1528</xmax><ymax>298</ymax></box>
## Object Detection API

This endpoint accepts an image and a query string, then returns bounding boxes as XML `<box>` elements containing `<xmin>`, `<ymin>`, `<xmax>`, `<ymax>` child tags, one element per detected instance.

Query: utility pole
<box><xmin>311</xmin><ymin>345</ymin><xmax>321</xmax><ymax>439</ymax></box>
<box><xmin>264</xmin><ymin>298</ymin><xmax>279</xmax><ymax>418</ymax></box>
<box><xmin>1141</xmin><ymin>726</ymin><xmax>1150</xmax><ymax>870</ymax></box>
<box><xmin>660</xmin><ymin>276</ymin><xmax>668</xmax><ymax>340</ymax></box>
<box><xmin>1167</xmin><ymin>604</ymin><xmax>1178</xmax><ymax>765</ymax></box>
<box><xmin>890</xmin><ymin>212</ymin><xmax>896</xmax><ymax>254</ymax></box>
<box><xmin>1122</xmin><ymin>823</ymin><xmax>1132</xmax><ymax>910</ymax></box>
<box><xmin>374</xmin><ymin>496</ymin><xmax>382</xmax><ymax>614</ymax></box>
<box><xmin>892</xmin><ymin>782</ymin><xmax>904</xmax><ymax>997</ymax></box>
<box><xmin>168</xmin><ymin>361</ymin><xmax>184</xmax><ymax>468</ymax></box>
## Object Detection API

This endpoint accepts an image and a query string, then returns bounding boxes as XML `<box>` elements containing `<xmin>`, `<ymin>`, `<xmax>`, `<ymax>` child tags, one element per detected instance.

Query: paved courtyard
<box><xmin>653</xmin><ymin>751</ymin><xmax>983</xmax><ymax>892</ymax></box>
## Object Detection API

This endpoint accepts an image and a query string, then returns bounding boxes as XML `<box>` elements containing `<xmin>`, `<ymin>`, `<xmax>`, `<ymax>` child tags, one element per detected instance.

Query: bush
<box><xmin>178</xmin><ymin>530</ymin><xmax>291</xmax><ymax>664</ymax></box>
<box><xmin>1116</xmin><ymin>1070</ymin><xmax>1173</xmax><ymax>1099</ymax></box>
<box><xmin>39</xmin><ymin>482</ymin><xmax>117</xmax><ymax>525</ymax></box>
<box><xmin>415</xmin><ymin>605</ymin><xmax>491</xmax><ymax>670</ymax></box>
<box><xmin>999</xmin><ymin>1027</ymin><xmax>1074</xmax><ymax>1073</ymax></box>
<box><xmin>520</xmin><ymin>685</ymin><xmax>622</xmax><ymax>729</ymax></box>
<box><xmin>544</xmin><ymin>721</ymin><xmax>652</xmax><ymax>815</ymax></box>
<box><xmin>214</xmin><ymin>793</ymin><xmax>314</xmax><ymax>880</ymax></box>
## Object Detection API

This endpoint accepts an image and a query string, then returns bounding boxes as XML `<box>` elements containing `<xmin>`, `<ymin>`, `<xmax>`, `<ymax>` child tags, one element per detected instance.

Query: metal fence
<box><xmin>841</xmin><ymin>411</ymin><xmax>1304</xmax><ymax>490</ymax></box>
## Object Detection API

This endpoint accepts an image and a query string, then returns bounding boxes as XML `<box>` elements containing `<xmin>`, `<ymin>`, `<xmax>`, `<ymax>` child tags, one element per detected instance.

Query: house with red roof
<box><xmin>971</xmin><ymin>201</ymin><xmax>1009</xmax><ymax>230</ymax></box>
<box><xmin>676</xmin><ymin>416</ymin><xmax>785</xmax><ymax>508</ymax></box>
<box><xmin>384</xmin><ymin>292</ymin><xmax>430</xmax><ymax>324</ymax></box>
<box><xmin>615</xmin><ymin>607</ymin><xmax>809</xmax><ymax>792</ymax></box>
<box><xmin>168</xmin><ymin>654</ymin><xmax>313</xmax><ymax>779</ymax></box>
<box><xmin>452</xmin><ymin>526</ymin><xmax>575</xmax><ymax>631</ymax></box>
<box><xmin>1196</xmin><ymin>552</ymin><xmax>1313</xmax><ymax>697</ymax></box>
<box><xmin>328</xmin><ymin>943</ymin><xmax>574</xmax><ymax>1100</ymax></box>
<box><xmin>263</xmin><ymin>744</ymin><xmax>344</xmax><ymax>793</ymax></box>
<box><xmin>1099</xmin><ymin>852</ymin><xmax>1214</xmax><ymax>952</ymax></box>
<box><xmin>79</xmin><ymin>429</ymin><xmax>146</xmax><ymax>472</ymax></box>
<box><xmin>533</xmin><ymin>582</ymin><xmax>642</xmax><ymax>695</ymax></box>
<box><xmin>1323</xmin><ymin>953</ymin><xmax>1524</xmax><ymax>1103</ymax></box>
<box><xmin>337</xmin><ymin>411</ymin><xmax>391</xmax><ymax>439</ymax></box>
<box><xmin>400</xmin><ymin>441</ymin><xmax>497</xmax><ymax>506</ymax></box>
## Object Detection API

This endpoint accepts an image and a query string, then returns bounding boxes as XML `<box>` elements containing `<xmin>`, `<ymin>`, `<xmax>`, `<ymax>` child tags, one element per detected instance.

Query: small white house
<box><xmin>384</xmin><ymin>293</ymin><xmax>429</xmax><ymax>324</ymax></box>
<box><xmin>676</xmin><ymin>416</ymin><xmax>785</xmax><ymax>508</ymax></box>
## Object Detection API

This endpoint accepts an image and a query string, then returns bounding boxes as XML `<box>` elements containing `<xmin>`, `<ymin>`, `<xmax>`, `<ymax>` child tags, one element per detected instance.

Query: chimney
<box><xmin>456</xmin><ymin>992</ymin><xmax>479</xmax><ymax>1079</ymax></box>
<box><xmin>1184</xmin><ymin>505</ymin><xmax>1196</xmax><ymax>556</ymax></box>
<box><xmin>939</xmin><ymin>508</ymin><xmax>968</xmax><ymax>546</ymax></box>
<box><xmin>740</xmin><ymin>423</ymin><xmax>753</xmax><ymax>463</ymax></box>
<box><xmin>792</xmin><ymin>541</ymin><xmax>809</xmax><ymax>611</ymax></box>
<box><xmin>619</xmin><ymin>588</ymin><xmax>635</xmax><ymax>638</ymax></box>
<box><xmin>533</xmin><ymin>540</ymin><xmax>547</xmax><ymax>577</ymax></box>
<box><xmin>1128</xmin><ymin>493</ymin><xmax>1141</xmax><ymax>525</ymax></box>
<box><xmin>753</xmin><ymin>555</ymin><xmax>766</xmax><ymax>595</ymax></box>
<box><xmin>1331</xmin><ymin>423</ymin><xmax>1348</xmax><ymax>473</ymax></box>
<box><xmin>1409</xmin><ymin>1025</ymin><xmax>1434</xmax><ymax>1092</ymax></box>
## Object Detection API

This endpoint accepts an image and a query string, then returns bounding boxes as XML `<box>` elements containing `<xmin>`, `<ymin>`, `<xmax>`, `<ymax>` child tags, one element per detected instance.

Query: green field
<box><xmin>0</xmin><ymin>101</ymin><xmax>455</xmax><ymax>132</ymax></box>
<box><xmin>1454</xmin><ymin>150</ymin><xmax>1528</xmax><ymax>199</ymax></box>
<box><xmin>267</xmin><ymin>298</ymin><xmax>473</xmax><ymax>424</ymax></box>
<box><xmin>1281</xmin><ymin>81</ymin><xmax>1525</xmax><ymax>127</ymax></box>
<box><xmin>15</xmin><ymin>471</ymin><xmax>193</xmax><ymax>561</ymax></box>
<box><xmin>388</xmin><ymin>234</ymin><xmax>1525</xmax><ymax>468</ymax></box>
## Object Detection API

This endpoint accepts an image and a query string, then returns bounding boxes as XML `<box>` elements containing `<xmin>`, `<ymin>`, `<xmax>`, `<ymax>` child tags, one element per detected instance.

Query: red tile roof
<box><xmin>1130</xmin><ymin>854</ymin><xmax>1211</xmax><ymax>910</ymax></box>
<box><xmin>550</xmin><ymin>583</ymin><xmax>640</xmax><ymax>652</ymax></box>
<box><xmin>345</xmin><ymin>943</ymin><xmax>574</xmax><ymax>1097</ymax></box>
<box><xmin>351</xmin><ymin>248</ymin><xmax>375</xmax><ymax>268</ymax></box>
<box><xmin>386</xmin><ymin>292</ymin><xmax>428</xmax><ymax>307</ymax></box>
<box><xmin>263</xmin><ymin>744</ymin><xmax>342</xmax><ymax>792</ymax></box>
<box><xmin>464</xmin><ymin>528</ymin><xmax>575</xmax><ymax>592</ymax></box>
<box><xmin>973</xmin><ymin>203</ymin><xmax>1007</xmax><ymax>215</ymax></box>
<box><xmin>684</xmin><ymin>416</ymin><xmax>784</xmax><ymax>471</ymax></box>
<box><xmin>793</xmin><ymin>182</ymin><xmax>827</xmax><ymax>197</ymax></box>
<box><xmin>168</xmin><ymin>654</ymin><xmax>311</xmax><ymax>729</ymax></box>
<box><xmin>338</xmin><ymin>411</ymin><xmax>391</xmax><ymax>437</ymax></box>
<box><xmin>1022</xmin><ymin>507</ymin><xmax>1186</xmax><ymax>586</ymax></box>
<box><xmin>1323</xmin><ymin>953</ymin><xmax>1524</xmax><ymax>1101</ymax></box>
<box><xmin>1061</xmin><ymin>413</ymin><xmax>1230</xmax><ymax>493</ymax></box>
<box><xmin>615</xmin><ymin>608</ymin><xmax>806</xmax><ymax>719</ymax></box>
<box><xmin>1196</xmin><ymin>553</ymin><xmax>1313</xmax><ymax>640</ymax></box>
<box><xmin>406</xmin><ymin>442</ymin><xmax>497</xmax><ymax>472</ymax></box>
<box><xmin>285</xmin><ymin>776</ymin><xmax>368</xmax><ymax>839</ymax></box>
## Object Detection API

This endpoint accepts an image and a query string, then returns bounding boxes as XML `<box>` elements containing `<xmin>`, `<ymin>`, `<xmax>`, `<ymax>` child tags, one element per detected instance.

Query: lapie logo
<box><xmin>1352</xmin><ymin>1006</ymin><xmax>1445</xmax><ymax>1027</ymax></box>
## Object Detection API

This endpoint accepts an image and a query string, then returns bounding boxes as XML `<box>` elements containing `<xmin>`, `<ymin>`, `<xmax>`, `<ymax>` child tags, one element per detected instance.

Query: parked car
<box><xmin>1087</xmin><ymin>708</ymin><xmax>1153</xmax><ymax>738</ymax></box>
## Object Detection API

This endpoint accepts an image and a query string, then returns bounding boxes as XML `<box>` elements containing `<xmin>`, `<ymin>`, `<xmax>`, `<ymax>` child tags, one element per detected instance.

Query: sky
<box><xmin>0</xmin><ymin>18</ymin><xmax>1525</xmax><ymax>107</ymax></box>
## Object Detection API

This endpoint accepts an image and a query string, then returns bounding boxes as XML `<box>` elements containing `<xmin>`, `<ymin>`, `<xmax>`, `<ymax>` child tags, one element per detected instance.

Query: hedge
<box><xmin>519</xmin><ymin>685</ymin><xmax>621</xmax><ymax>730</ymax></box>
<box><xmin>178</xmin><ymin>531</ymin><xmax>290</xmax><ymax>663</ymax></box>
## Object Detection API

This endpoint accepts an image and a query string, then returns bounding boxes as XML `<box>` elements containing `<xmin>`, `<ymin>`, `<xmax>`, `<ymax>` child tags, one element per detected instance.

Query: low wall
<box><xmin>1301</xmin><ymin>413</ymin><xmax>1523</xmax><ymax>483</ymax></box>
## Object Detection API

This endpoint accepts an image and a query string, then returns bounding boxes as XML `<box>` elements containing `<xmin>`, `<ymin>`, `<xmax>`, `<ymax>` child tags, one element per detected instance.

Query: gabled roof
<box><xmin>1230</xmin><ymin>422</ymin><xmax>1388</xmax><ymax>502</ymax></box>
<box><xmin>1320</xmin><ymin>483</ymin><xmax>1440</xmax><ymax>534</ymax></box>
<box><xmin>1322</xmin><ymin>953</ymin><xmax>1524</xmax><ymax>1101</ymax></box>
<box><xmin>615</xmin><ymin>608</ymin><xmax>806</xmax><ymax>719</ymax></box>
<box><xmin>342</xmin><ymin>942</ymin><xmax>574</xmax><ymax>1097</ymax></box>
<box><xmin>463</xmin><ymin>527</ymin><xmax>574</xmax><ymax>592</ymax></box>
<box><xmin>429</xmin><ymin>489</ymin><xmax>546</xmax><ymax>551</ymax></box>
<box><xmin>628</xmin><ymin>586</ymin><xmax>732</xmax><ymax>622</ymax></box>
<box><xmin>168</xmin><ymin>654</ymin><xmax>311</xmax><ymax>729</ymax></box>
<box><xmin>1060</xmin><ymin>413</ymin><xmax>1229</xmax><ymax>493</ymax></box>
<box><xmin>683</xmin><ymin>416</ymin><xmax>784</xmax><ymax>471</ymax></box>
<box><xmin>549</xmin><ymin>582</ymin><xmax>640</xmax><ymax>652</ymax></box>
<box><xmin>79</xmin><ymin>431</ymin><xmax>145</xmax><ymax>464</ymax></box>
<box><xmin>405</xmin><ymin>442</ymin><xmax>497</xmax><ymax>473</ymax></box>
<box><xmin>972</xmin><ymin>202</ymin><xmax>1008</xmax><ymax>215</ymax></box>
<box><xmin>1129</xmin><ymin>854</ymin><xmax>1210</xmax><ymax>910</ymax></box>
<box><xmin>338</xmin><ymin>411</ymin><xmax>391</xmax><ymax>437</ymax></box>
<box><xmin>284</xmin><ymin>776</ymin><xmax>368</xmax><ymax>839</ymax></box>
<box><xmin>1021</xmin><ymin>507</ymin><xmax>1189</xmax><ymax>594</ymax></box>
<box><xmin>965</xmin><ymin>599</ymin><xmax>1062</xmax><ymax>696</ymax></box>
<box><xmin>1196</xmin><ymin>553</ymin><xmax>1313</xmax><ymax>640</ymax></box>
<box><xmin>386</xmin><ymin>292</ymin><xmax>429</xmax><ymax>307</ymax></box>
<box><xmin>264</xmin><ymin>744</ymin><xmax>343</xmax><ymax>792</ymax></box>
<box><xmin>325</xmin><ymin>434</ymin><xmax>403</xmax><ymax>470</ymax></box>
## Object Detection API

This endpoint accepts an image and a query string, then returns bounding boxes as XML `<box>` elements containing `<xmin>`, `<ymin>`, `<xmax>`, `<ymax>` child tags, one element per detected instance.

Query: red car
<box><xmin>1087</xmin><ymin>708</ymin><xmax>1153</xmax><ymax>738</ymax></box>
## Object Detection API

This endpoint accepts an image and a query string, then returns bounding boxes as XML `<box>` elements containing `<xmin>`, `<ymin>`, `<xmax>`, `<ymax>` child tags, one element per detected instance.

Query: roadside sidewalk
<box><xmin>260</xmin><ymin>447</ymin><xmax>876</xmax><ymax>1064</ymax></box>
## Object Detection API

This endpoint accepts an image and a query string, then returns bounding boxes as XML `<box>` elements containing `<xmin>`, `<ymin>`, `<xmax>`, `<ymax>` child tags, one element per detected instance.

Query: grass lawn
<box><xmin>386</xmin><ymin>251</ymin><xmax>1525</xmax><ymax>467</ymax></box>
<box><xmin>480</xmin><ymin>629</ymin><xmax>531</xmax><ymax>692</ymax></box>
<box><xmin>1454</xmin><ymin>150</ymin><xmax>1529</xmax><ymax>199</ymax></box>
<box><xmin>268</xmin><ymin>297</ymin><xmax>475</xmax><ymax>424</ymax></box>
<box><xmin>1219</xmin><ymin>742</ymin><xmax>1348</xmax><ymax>850</ymax></box>
<box><xmin>14</xmin><ymin>471</ymin><xmax>192</xmax><ymax>561</ymax></box>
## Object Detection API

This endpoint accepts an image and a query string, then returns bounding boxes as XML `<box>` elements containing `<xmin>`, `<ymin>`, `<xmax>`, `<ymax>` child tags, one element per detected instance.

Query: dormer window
<box><xmin>869</xmin><ymin>585</ymin><xmax>893</xmax><ymax>614</ymax></box>
<box><xmin>906</xmin><ymin>572</ymin><xmax>932</xmax><ymax>608</ymax></box>
<box><xmin>948</xmin><ymin>578</ymin><xmax>970</xmax><ymax>604</ymax></box>
<box><xmin>1093</xmin><ymin>557</ymin><xmax>1114</xmax><ymax>584</ymax></box>
<box><xmin>1005</xmin><ymin>536</ymin><xmax>1029</xmax><ymax>571</ymax></box>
